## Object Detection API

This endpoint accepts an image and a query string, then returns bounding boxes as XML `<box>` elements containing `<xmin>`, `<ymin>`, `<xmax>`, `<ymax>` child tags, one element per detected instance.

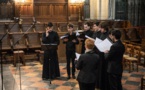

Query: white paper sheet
<box><xmin>95</xmin><ymin>38</ymin><xmax>112</xmax><ymax>52</ymax></box>
<box><xmin>95</xmin><ymin>37</ymin><xmax>103</xmax><ymax>44</ymax></box>
<box><xmin>60</xmin><ymin>35</ymin><xmax>68</xmax><ymax>39</ymax></box>
<box><xmin>75</xmin><ymin>53</ymin><xmax>81</xmax><ymax>61</ymax></box>
<box><xmin>85</xmin><ymin>35</ymin><xmax>95</xmax><ymax>41</ymax></box>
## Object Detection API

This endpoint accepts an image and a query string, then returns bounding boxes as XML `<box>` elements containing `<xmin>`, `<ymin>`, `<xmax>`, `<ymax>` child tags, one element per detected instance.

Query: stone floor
<box><xmin>1</xmin><ymin>61</ymin><xmax>145</xmax><ymax>90</ymax></box>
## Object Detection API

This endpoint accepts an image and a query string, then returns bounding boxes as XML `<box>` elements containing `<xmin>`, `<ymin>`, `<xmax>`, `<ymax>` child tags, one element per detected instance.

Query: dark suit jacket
<box><xmin>76</xmin><ymin>51</ymin><xmax>100</xmax><ymax>83</ymax></box>
<box><xmin>106</xmin><ymin>40</ymin><xmax>125</xmax><ymax>75</ymax></box>
<box><xmin>63</xmin><ymin>32</ymin><xmax>79</xmax><ymax>51</ymax></box>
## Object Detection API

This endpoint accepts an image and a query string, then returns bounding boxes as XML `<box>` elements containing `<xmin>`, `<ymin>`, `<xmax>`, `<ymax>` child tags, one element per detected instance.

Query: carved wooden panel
<box><xmin>0</xmin><ymin>2</ymin><xmax>14</xmax><ymax>19</ymax></box>
<box><xmin>34</xmin><ymin>0</ymin><xmax>68</xmax><ymax>22</ymax></box>
<box><xmin>10</xmin><ymin>33</ymin><xmax>27</xmax><ymax>49</ymax></box>
<box><xmin>8</xmin><ymin>23</ymin><xmax>21</xmax><ymax>33</ymax></box>
<box><xmin>22</xmin><ymin>24</ymin><xmax>34</xmax><ymax>32</ymax></box>
<box><xmin>34</xmin><ymin>0</ymin><xmax>67</xmax><ymax>3</ymax></box>
<box><xmin>0</xmin><ymin>23</ymin><xmax>7</xmax><ymax>33</ymax></box>
<box><xmin>26</xmin><ymin>33</ymin><xmax>41</xmax><ymax>48</ymax></box>
<box><xmin>69</xmin><ymin>4</ymin><xmax>80</xmax><ymax>21</ymax></box>
<box><xmin>15</xmin><ymin>3</ymin><xmax>32</xmax><ymax>17</ymax></box>
<box><xmin>0</xmin><ymin>34</ymin><xmax>11</xmax><ymax>50</ymax></box>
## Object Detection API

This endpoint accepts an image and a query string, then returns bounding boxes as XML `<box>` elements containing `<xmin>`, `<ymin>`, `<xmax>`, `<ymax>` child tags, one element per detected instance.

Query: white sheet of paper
<box><xmin>95</xmin><ymin>37</ymin><xmax>103</xmax><ymax>44</ymax></box>
<box><xmin>85</xmin><ymin>35</ymin><xmax>95</xmax><ymax>41</ymax></box>
<box><xmin>76</xmin><ymin>31</ymin><xmax>80</xmax><ymax>36</ymax></box>
<box><xmin>75</xmin><ymin>53</ymin><xmax>81</xmax><ymax>61</ymax></box>
<box><xmin>95</xmin><ymin>38</ymin><xmax>112</xmax><ymax>52</ymax></box>
<box><xmin>60</xmin><ymin>35</ymin><xmax>68</xmax><ymax>39</ymax></box>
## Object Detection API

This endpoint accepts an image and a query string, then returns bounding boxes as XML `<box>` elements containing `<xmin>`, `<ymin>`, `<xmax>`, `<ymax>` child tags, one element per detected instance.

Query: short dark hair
<box><xmin>100</xmin><ymin>22</ymin><xmax>108</xmax><ymax>31</ymax></box>
<box><xmin>67</xmin><ymin>24</ymin><xmax>73</xmax><ymax>28</ymax></box>
<box><xmin>94</xmin><ymin>21</ymin><xmax>100</xmax><ymax>26</ymax></box>
<box><xmin>84</xmin><ymin>22</ymin><xmax>91</xmax><ymax>27</ymax></box>
<box><xmin>47</xmin><ymin>22</ymin><xmax>53</xmax><ymax>27</ymax></box>
<box><xmin>112</xmin><ymin>30</ymin><xmax>121</xmax><ymax>39</ymax></box>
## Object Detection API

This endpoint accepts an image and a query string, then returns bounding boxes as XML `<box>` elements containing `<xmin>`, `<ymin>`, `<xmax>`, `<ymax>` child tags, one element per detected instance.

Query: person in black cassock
<box><xmin>78</xmin><ymin>22</ymin><xmax>93</xmax><ymax>54</ymax></box>
<box><xmin>42</xmin><ymin>22</ymin><xmax>60</xmax><ymax>80</ymax></box>
<box><xmin>94</xmin><ymin>23</ymin><xmax>109</xmax><ymax>90</ymax></box>
<box><xmin>62</xmin><ymin>24</ymin><xmax>79</xmax><ymax>79</ymax></box>
<box><xmin>92</xmin><ymin>21</ymin><xmax>101</xmax><ymax>39</ymax></box>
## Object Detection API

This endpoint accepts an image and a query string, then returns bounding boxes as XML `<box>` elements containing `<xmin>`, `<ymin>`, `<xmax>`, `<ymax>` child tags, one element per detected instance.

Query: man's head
<box><xmin>93</xmin><ymin>21</ymin><xmax>100</xmax><ymax>31</ymax></box>
<box><xmin>46</xmin><ymin>22</ymin><xmax>53</xmax><ymax>32</ymax></box>
<box><xmin>111</xmin><ymin>30</ymin><xmax>121</xmax><ymax>42</ymax></box>
<box><xmin>100</xmin><ymin>23</ymin><xmax>108</xmax><ymax>33</ymax></box>
<box><xmin>85</xmin><ymin>39</ymin><xmax>94</xmax><ymax>50</ymax></box>
<box><xmin>84</xmin><ymin>22</ymin><xmax>91</xmax><ymax>31</ymax></box>
<box><xmin>108</xmin><ymin>30</ymin><xmax>113</xmax><ymax>40</ymax></box>
<box><xmin>67</xmin><ymin>24</ymin><xmax>74</xmax><ymax>33</ymax></box>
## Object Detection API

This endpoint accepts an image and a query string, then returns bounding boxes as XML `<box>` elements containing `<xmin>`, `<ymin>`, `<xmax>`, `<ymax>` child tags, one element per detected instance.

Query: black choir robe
<box><xmin>79</xmin><ymin>30</ymin><xmax>93</xmax><ymax>54</ymax></box>
<box><xmin>92</xmin><ymin>30</ymin><xmax>101</xmax><ymax>39</ymax></box>
<box><xmin>95</xmin><ymin>31</ymin><xmax>109</xmax><ymax>90</ymax></box>
<box><xmin>42</xmin><ymin>31</ymin><xmax>60</xmax><ymax>79</ymax></box>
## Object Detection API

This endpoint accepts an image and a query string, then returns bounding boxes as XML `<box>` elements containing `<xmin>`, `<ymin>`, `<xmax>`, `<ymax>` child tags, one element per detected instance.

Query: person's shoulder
<box><xmin>52</xmin><ymin>31</ymin><xmax>59</xmax><ymax>35</ymax></box>
<box><xmin>52</xmin><ymin>31</ymin><xmax>57</xmax><ymax>33</ymax></box>
<box><xmin>72</xmin><ymin>32</ymin><xmax>76</xmax><ymax>35</ymax></box>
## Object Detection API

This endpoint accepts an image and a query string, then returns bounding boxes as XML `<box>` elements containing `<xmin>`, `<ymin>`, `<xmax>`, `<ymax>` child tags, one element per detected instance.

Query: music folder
<box><xmin>41</xmin><ymin>43</ymin><xmax>58</xmax><ymax>50</ymax></box>
<box><xmin>95</xmin><ymin>38</ymin><xmax>113</xmax><ymax>52</ymax></box>
<box><xmin>60</xmin><ymin>35</ymin><xmax>68</xmax><ymax>39</ymax></box>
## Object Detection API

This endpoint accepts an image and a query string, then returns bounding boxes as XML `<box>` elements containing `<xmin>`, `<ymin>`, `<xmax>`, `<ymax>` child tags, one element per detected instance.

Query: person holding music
<box><xmin>78</xmin><ymin>22</ymin><xmax>93</xmax><ymax>54</ymax></box>
<box><xmin>62</xmin><ymin>24</ymin><xmax>79</xmax><ymax>79</ymax></box>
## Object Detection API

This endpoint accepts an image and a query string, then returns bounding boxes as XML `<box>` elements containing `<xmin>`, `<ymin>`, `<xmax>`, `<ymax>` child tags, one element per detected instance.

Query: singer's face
<box><xmin>46</xmin><ymin>27</ymin><xmax>53</xmax><ymax>32</ymax></box>
<box><xmin>93</xmin><ymin>24</ymin><xmax>99</xmax><ymax>31</ymax></box>
<box><xmin>67</xmin><ymin>27</ymin><xmax>73</xmax><ymax>32</ymax></box>
<box><xmin>109</xmin><ymin>34</ymin><xmax>113</xmax><ymax>40</ymax></box>
<box><xmin>101</xmin><ymin>28</ymin><xmax>105</xmax><ymax>33</ymax></box>
<box><xmin>110</xmin><ymin>34</ymin><xmax>115</xmax><ymax>42</ymax></box>
<box><xmin>84</xmin><ymin>25</ymin><xmax>90</xmax><ymax>31</ymax></box>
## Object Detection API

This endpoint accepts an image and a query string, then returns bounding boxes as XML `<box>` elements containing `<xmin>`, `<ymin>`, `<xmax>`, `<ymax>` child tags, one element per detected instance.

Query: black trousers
<box><xmin>108</xmin><ymin>73</ymin><xmax>122</xmax><ymax>90</ymax></box>
<box><xmin>78</xmin><ymin>81</ymin><xmax>96</xmax><ymax>90</ymax></box>
<box><xmin>66</xmin><ymin>50</ymin><xmax>75</xmax><ymax>76</ymax></box>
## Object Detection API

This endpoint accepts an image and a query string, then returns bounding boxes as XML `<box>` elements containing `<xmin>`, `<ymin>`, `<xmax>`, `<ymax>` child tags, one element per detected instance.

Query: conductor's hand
<box><xmin>72</xmin><ymin>39</ymin><xmax>76</xmax><ymax>43</ymax></box>
<box><xmin>64</xmin><ymin>38</ymin><xmax>68</xmax><ymax>42</ymax></box>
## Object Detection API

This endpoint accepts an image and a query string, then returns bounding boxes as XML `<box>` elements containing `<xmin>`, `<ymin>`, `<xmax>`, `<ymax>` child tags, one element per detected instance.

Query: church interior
<box><xmin>0</xmin><ymin>0</ymin><xmax>145</xmax><ymax>90</ymax></box>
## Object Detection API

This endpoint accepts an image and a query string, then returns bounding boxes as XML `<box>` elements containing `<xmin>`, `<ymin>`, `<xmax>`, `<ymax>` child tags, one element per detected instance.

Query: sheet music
<box><xmin>75</xmin><ymin>53</ymin><xmax>81</xmax><ymax>61</ymax></box>
<box><xmin>60</xmin><ymin>35</ymin><xmax>68</xmax><ymax>39</ymax></box>
<box><xmin>95</xmin><ymin>38</ymin><xmax>113</xmax><ymax>52</ymax></box>
<box><xmin>74</xmin><ymin>30</ymin><xmax>84</xmax><ymax>33</ymax></box>
<box><xmin>85</xmin><ymin>35</ymin><xmax>95</xmax><ymax>41</ymax></box>
<box><xmin>95</xmin><ymin>37</ymin><xmax>103</xmax><ymax>44</ymax></box>
<box><xmin>76</xmin><ymin>31</ymin><xmax>80</xmax><ymax>36</ymax></box>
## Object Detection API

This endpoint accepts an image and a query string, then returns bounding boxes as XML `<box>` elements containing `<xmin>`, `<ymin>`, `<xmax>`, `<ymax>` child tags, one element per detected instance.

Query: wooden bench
<box><xmin>13</xmin><ymin>50</ymin><xmax>25</xmax><ymax>67</ymax></box>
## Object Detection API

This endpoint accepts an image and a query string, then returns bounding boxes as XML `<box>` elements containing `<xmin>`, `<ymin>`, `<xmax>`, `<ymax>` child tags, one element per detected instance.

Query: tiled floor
<box><xmin>1</xmin><ymin>61</ymin><xmax>145</xmax><ymax>90</ymax></box>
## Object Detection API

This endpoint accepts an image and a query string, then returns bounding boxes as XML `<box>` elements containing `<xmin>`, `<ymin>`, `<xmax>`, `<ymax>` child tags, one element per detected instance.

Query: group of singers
<box><xmin>42</xmin><ymin>22</ymin><xmax>125</xmax><ymax>90</ymax></box>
